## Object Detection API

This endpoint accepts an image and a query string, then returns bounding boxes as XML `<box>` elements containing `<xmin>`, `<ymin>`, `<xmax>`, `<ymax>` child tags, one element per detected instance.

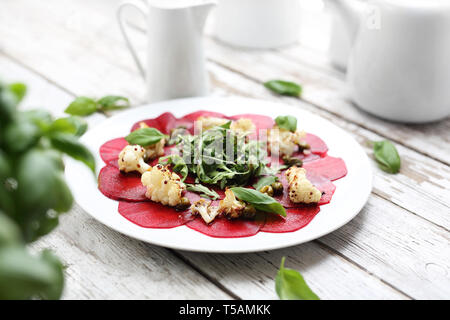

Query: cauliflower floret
<box><xmin>141</xmin><ymin>164</ymin><xmax>186</xmax><ymax>206</ymax></box>
<box><xmin>268</xmin><ymin>126</ymin><xmax>306</xmax><ymax>157</ymax></box>
<box><xmin>285</xmin><ymin>166</ymin><xmax>321</xmax><ymax>204</ymax></box>
<box><xmin>218</xmin><ymin>189</ymin><xmax>256</xmax><ymax>219</ymax></box>
<box><xmin>230</xmin><ymin>118</ymin><xmax>256</xmax><ymax>135</ymax></box>
<box><xmin>190</xmin><ymin>199</ymin><xmax>220</xmax><ymax>224</ymax></box>
<box><xmin>138</xmin><ymin>122</ymin><xmax>166</xmax><ymax>160</ymax></box>
<box><xmin>197</xmin><ymin>116</ymin><xmax>229</xmax><ymax>130</ymax></box>
<box><xmin>118</xmin><ymin>145</ymin><xmax>150</xmax><ymax>174</ymax></box>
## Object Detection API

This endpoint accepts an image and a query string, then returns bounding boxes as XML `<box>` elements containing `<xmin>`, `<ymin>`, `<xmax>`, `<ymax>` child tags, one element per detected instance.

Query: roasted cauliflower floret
<box><xmin>141</xmin><ymin>164</ymin><xmax>186</xmax><ymax>206</ymax></box>
<box><xmin>285</xmin><ymin>166</ymin><xmax>322</xmax><ymax>204</ymax></box>
<box><xmin>138</xmin><ymin>122</ymin><xmax>166</xmax><ymax>160</ymax></box>
<box><xmin>190</xmin><ymin>199</ymin><xmax>220</xmax><ymax>224</ymax></box>
<box><xmin>268</xmin><ymin>126</ymin><xmax>306</xmax><ymax>157</ymax></box>
<box><xmin>218</xmin><ymin>189</ymin><xmax>256</xmax><ymax>219</ymax></box>
<box><xmin>197</xmin><ymin>116</ymin><xmax>229</xmax><ymax>130</ymax></box>
<box><xmin>230</xmin><ymin>118</ymin><xmax>256</xmax><ymax>134</ymax></box>
<box><xmin>118</xmin><ymin>145</ymin><xmax>150</xmax><ymax>174</ymax></box>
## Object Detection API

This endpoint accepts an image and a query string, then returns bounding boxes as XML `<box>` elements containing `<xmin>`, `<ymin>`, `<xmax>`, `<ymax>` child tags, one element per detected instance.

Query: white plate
<box><xmin>65</xmin><ymin>97</ymin><xmax>372</xmax><ymax>253</ymax></box>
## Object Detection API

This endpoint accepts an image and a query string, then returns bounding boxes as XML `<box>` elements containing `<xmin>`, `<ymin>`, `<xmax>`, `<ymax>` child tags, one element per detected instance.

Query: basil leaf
<box><xmin>8</xmin><ymin>83</ymin><xmax>27</xmax><ymax>103</ymax></box>
<box><xmin>230</xmin><ymin>187</ymin><xmax>286</xmax><ymax>217</ymax></box>
<box><xmin>50</xmin><ymin>133</ymin><xmax>96</xmax><ymax>174</ymax></box>
<box><xmin>3</xmin><ymin>119</ymin><xmax>40</xmax><ymax>153</ymax></box>
<box><xmin>64</xmin><ymin>97</ymin><xmax>97</xmax><ymax>116</ymax></box>
<box><xmin>253</xmin><ymin>175</ymin><xmax>278</xmax><ymax>191</ymax></box>
<box><xmin>159</xmin><ymin>155</ymin><xmax>188</xmax><ymax>181</ymax></box>
<box><xmin>97</xmin><ymin>95</ymin><xmax>130</xmax><ymax>111</ymax></box>
<box><xmin>276</xmin><ymin>257</ymin><xmax>319</xmax><ymax>300</ymax></box>
<box><xmin>275</xmin><ymin>115</ymin><xmax>297</xmax><ymax>132</ymax></box>
<box><xmin>0</xmin><ymin>247</ymin><xmax>64</xmax><ymax>300</ymax></box>
<box><xmin>49</xmin><ymin>116</ymin><xmax>88</xmax><ymax>137</ymax></box>
<box><xmin>0</xmin><ymin>212</ymin><xmax>21</xmax><ymax>246</ymax></box>
<box><xmin>126</xmin><ymin>127</ymin><xmax>166</xmax><ymax>147</ymax></box>
<box><xmin>372</xmin><ymin>140</ymin><xmax>401</xmax><ymax>174</ymax></box>
<box><xmin>187</xmin><ymin>184</ymin><xmax>220</xmax><ymax>200</ymax></box>
<box><xmin>0</xmin><ymin>85</ymin><xmax>17</xmax><ymax>124</ymax></box>
<box><xmin>264</xmin><ymin>80</ymin><xmax>302</xmax><ymax>97</ymax></box>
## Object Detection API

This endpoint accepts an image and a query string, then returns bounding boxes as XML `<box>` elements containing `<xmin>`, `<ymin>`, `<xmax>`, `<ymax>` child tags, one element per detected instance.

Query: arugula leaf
<box><xmin>49</xmin><ymin>133</ymin><xmax>96</xmax><ymax>174</ymax></box>
<box><xmin>8</xmin><ymin>83</ymin><xmax>27</xmax><ymax>103</ymax></box>
<box><xmin>187</xmin><ymin>184</ymin><xmax>220</xmax><ymax>200</ymax></box>
<box><xmin>371</xmin><ymin>140</ymin><xmax>401</xmax><ymax>174</ymax></box>
<box><xmin>97</xmin><ymin>96</ymin><xmax>130</xmax><ymax>111</ymax></box>
<box><xmin>125</xmin><ymin>127</ymin><xmax>166</xmax><ymax>147</ymax></box>
<box><xmin>275</xmin><ymin>115</ymin><xmax>297</xmax><ymax>132</ymax></box>
<box><xmin>264</xmin><ymin>80</ymin><xmax>302</xmax><ymax>97</ymax></box>
<box><xmin>275</xmin><ymin>257</ymin><xmax>319</xmax><ymax>300</ymax></box>
<box><xmin>159</xmin><ymin>155</ymin><xmax>188</xmax><ymax>181</ymax></box>
<box><xmin>253</xmin><ymin>175</ymin><xmax>278</xmax><ymax>191</ymax></box>
<box><xmin>230</xmin><ymin>187</ymin><xmax>286</xmax><ymax>217</ymax></box>
<box><xmin>65</xmin><ymin>97</ymin><xmax>97</xmax><ymax>116</ymax></box>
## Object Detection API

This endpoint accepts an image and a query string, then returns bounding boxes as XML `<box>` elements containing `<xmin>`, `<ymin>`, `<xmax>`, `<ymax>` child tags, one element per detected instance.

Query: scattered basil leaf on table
<box><xmin>65</xmin><ymin>95</ymin><xmax>130</xmax><ymax>116</ymax></box>
<box><xmin>253</xmin><ymin>175</ymin><xmax>278</xmax><ymax>191</ymax></box>
<box><xmin>125</xmin><ymin>127</ymin><xmax>167</xmax><ymax>147</ymax></box>
<box><xmin>264</xmin><ymin>80</ymin><xmax>302</xmax><ymax>97</ymax></box>
<box><xmin>275</xmin><ymin>115</ymin><xmax>297</xmax><ymax>132</ymax></box>
<box><xmin>230</xmin><ymin>187</ymin><xmax>286</xmax><ymax>217</ymax></box>
<box><xmin>186</xmin><ymin>184</ymin><xmax>220</xmax><ymax>200</ymax></box>
<box><xmin>371</xmin><ymin>140</ymin><xmax>401</xmax><ymax>174</ymax></box>
<box><xmin>97</xmin><ymin>95</ymin><xmax>130</xmax><ymax>111</ymax></box>
<box><xmin>48</xmin><ymin>116</ymin><xmax>88</xmax><ymax>137</ymax></box>
<box><xmin>159</xmin><ymin>154</ymin><xmax>188</xmax><ymax>181</ymax></box>
<box><xmin>276</xmin><ymin>257</ymin><xmax>320</xmax><ymax>300</ymax></box>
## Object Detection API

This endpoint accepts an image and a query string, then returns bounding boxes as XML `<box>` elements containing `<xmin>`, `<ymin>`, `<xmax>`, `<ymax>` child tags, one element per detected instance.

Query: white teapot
<box><xmin>328</xmin><ymin>0</ymin><xmax>450</xmax><ymax>123</ymax></box>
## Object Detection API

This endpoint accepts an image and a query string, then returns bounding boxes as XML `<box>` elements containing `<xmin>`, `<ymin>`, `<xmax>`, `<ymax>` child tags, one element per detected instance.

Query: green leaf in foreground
<box><xmin>125</xmin><ymin>127</ymin><xmax>167</xmax><ymax>147</ymax></box>
<box><xmin>372</xmin><ymin>140</ymin><xmax>401</xmax><ymax>174</ymax></box>
<box><xmin>8</xmin><ymin>83</ymin><xmax>27</xmax><ymax>103</ymax></box>
<box><xmin>187</xmin><ymin>184</ymin><xmax>220</xmax><ymax>200</ymax></box>
<box><xmin>230</xmin><ymin>187</ymin><xmax>286</xmax><ymax>217</ymax></box>
<box><xmin>64</xmin><ymin>97</ymin><xmax>97</xmax><ymax>116</ymax></box>
<box><xmin>159</xmin><ymin>154</ymin><xmax>188</xmax><ymax>181</ymax></box>
<box><xmin>97</xmin><ymin>95</ymin><xmax>130</xmax><ymax>111</ymax></box>
<box><xmin>276</xmin><ymin>257</ymin><xmax>319</xmax><ymax>300</ymax></box>
<box><xmin>253</xmin><ymin>175</ymin><xmax>278</xmax><ymax>191</ymax></box>
<box><xmin>264</xmin><ymin>80</ymin><xmax>302</xmax><ymax>97</ymax></box>
<box><xmin>49</xmin><ymin>116</ymin><xmax>88</xmax><ymax>137</ymax></box>
<box><xmin>50</xmin><ymin>133</ymin><xmax>96</xmax><ymax>174</ymax></box>
<box><xmin>275</xmin><ymin>115</ymin><xmax>297</xmax><ymax>132</ymax></box>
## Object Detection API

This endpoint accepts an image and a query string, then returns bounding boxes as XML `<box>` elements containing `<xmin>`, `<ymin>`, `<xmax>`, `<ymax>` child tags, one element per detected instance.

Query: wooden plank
<box><xmin>0</xmin><ymin>54</ymin><xmax>231</xmax><ymax>299</ymax></box>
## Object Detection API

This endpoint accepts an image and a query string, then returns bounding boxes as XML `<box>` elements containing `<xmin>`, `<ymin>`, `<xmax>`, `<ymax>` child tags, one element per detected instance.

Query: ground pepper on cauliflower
<box><xmin>190</xmin><ymin>199</ymin><xmax>220</xmax><ymax>224</ymax></box>
<box><xmin>141</xmin><ymin>164</ymin><xmax>186</xmax><ymax>207</ymax></box>
<box><xmin>268</xmin><ymin>126</ymin><xmax>306</xmax><ymax>157</ymax></box>
<box><xmin>285</xmin><ymin>166</ymin><xmax>322</xmax><ymax>204</ymax></box>
<box><xmin>118</xmin><ymin>145</ymin><xmax>150</xmax><ymax>174</ymax></box>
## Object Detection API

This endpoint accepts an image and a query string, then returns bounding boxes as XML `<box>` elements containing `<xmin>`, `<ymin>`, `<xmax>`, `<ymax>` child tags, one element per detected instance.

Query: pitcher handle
<box><xmin>117</xmin><ymin>0</ymin><xmax>148</xmax><ymax>79</ymax></box>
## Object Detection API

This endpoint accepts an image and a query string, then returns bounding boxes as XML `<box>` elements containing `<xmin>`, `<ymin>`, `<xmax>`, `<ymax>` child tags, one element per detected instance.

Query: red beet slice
<box><xmin>303</xmin><ymin>156</ymin><xmax>347</xmax><ymax>181</ymax></box>
<box><xmin>186</xmin><ymin>216</ymin><xmax>264</xmax><ymax>238</ymax></box>
<box><xmin>98</xmin><ymin>166</ymin><xmax>147</xmax><ymax>202</ymax></box>
<box><xmin>261</xmin><ymin>206</ymin><xmax>320</xmax><ymax>233</ymax></box>
<box><xmin>181</xmin><ymin>110</ymin><xmax>228</xmax><ymax>122</ymax></box>
<box><xmin>304</xmin><ymin>133</ymin><xmax>328</xmax><ymax>156</ymax></box>
<box><xmin>99</xmin><ymin>138</ymin><xmax>128</xmax><ymax>165</ymax></box>
<box><xmin>275</xmin><ymin>172</ymin><xmax>336</xmax><ymax>207</ymax></box>
<box><xmin>118</xmin><ymin>201</ymin><xmax>194</xmax><ymax>228</ymax></box>
<box><xmin>268</xmin><ymin>152</ymin><xmax>320</xmax><ymax>168</ymax></box>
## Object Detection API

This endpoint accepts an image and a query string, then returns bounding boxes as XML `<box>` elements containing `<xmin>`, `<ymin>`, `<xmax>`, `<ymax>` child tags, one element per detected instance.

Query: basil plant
<box><xmin>0</xmin><ymin>80</ymin><xmax>95</xmax><ymax>299</ymax></box>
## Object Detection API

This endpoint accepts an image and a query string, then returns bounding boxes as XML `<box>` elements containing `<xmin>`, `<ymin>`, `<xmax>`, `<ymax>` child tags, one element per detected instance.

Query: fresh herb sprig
<box><xmin>253</xmin><ymin>175</ymin><xmax>278</xmax><ymax>191</ymax></box>
<box><xmin>264</xmin><ymin>80</ymin><xmax>302</xmax><ymax>97</ymax></box>
<box><xmin>65</xmin><ymin>95</ymin><xmax>130</xmax><ymax>116</ymax></box>
<box><xmin>186</xmin><ymin>184</ymin><xmax>220</xmax><ymax>200</ymax></box>
<box><xmin>125</xmin><ymin>127</ymin><xmax>167</xmax><ymax>147</ymax></box>
<box><xmin>231</xmin><ymin>187</ymin><xmax>286</xmax><ymax>217</ymax></box>
<box><xmin>370</xmin><ymin>140</ymin><xmax>401</xmax><ymax>174</ymax></box>
<box><xmin>275</xmin><ymin>115</ymin><xmax>297</xmax><ymax>132</ymax></box>
<box><xmin>276</xmin><ymin>257</ymin><xmax>319</xmax><ymax>300</ymax></box>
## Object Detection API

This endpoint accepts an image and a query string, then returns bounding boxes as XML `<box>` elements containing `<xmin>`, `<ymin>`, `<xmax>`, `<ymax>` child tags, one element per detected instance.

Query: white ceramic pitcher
<box><xmin>328</xmin><ymin>0</ymin><xmax>450</xmax><ymax>123</ymax></box>
<box><xmin>117</xmin><ymin>0</ymin><xmax>216</xmax><ymax>102</ymax></box>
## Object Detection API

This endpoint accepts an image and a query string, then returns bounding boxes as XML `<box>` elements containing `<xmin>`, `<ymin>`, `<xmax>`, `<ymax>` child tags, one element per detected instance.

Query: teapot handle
<box><xmin>117</xmin><ymin>1</ymin><xmax>148</xmax><ymax>79</ymax></box>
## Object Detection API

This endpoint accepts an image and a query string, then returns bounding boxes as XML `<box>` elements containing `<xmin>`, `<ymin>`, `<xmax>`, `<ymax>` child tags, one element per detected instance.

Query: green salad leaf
<box><xmin>125</xmin><ymin>127</ymin><xmax>167</xmax><ymax>147</ymax></box>
<box><xmin>253</xmin><ymin>175</ymin><xmax>278</xmax><ymax>191</ymax></box>
<box><xmin>275</xmin><ymin>257</ymin><xmax>319</xmax><ymax>300</ymax></box>
<box><xmin>230</xmin><ymin>187</ymin><xmax>286</xmax><ymax>217</ymax></box>
<box><xmin>159</xmin><ymin>154</ymin><xmax>188</xmax><ymax>181</ymax></box>
<box><xmin>264</xmin><ymin>80</ymin><xmax>302</xmax><ymax>97</ymax></box>
<box><xmin>186</xmin><ymin>184</ymin><xmax>220</xmax><ymax>200</ymax></box>
<box><xmin>371</xmin><ymin>140</ymin><xmax>401</xmax><ymax>174</ymax></box>
<box><xmin>275</xmin><ymin>115</ymin><xmax>297</xmax><ymax>132</ymax></box>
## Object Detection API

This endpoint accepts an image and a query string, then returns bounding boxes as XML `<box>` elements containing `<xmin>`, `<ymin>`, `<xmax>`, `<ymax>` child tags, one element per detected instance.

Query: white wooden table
<box><xmin>1</xmin><ymin>0</ymin><xmax>449</xmax><ymax>300</ymax></box>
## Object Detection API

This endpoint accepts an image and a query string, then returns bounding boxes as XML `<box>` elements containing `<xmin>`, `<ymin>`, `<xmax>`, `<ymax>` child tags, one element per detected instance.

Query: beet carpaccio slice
<box><xmin>304</xmin><ymin>133</ymin><xmax>328</xmax><ymax>157</ymax></box>
<box><xmin>118</xmin><ymin>201</ymin><xmax>194</xmax><ymax>228</ymax></box>
<box><xmin>302</xmin><ymin>156</ymin><xmax>347</xmax><ymax>181</ymax></box>
<box><xmin>98</xmin><ymin>166</ymin><xmax>147</xmax><ymax>202</ymax></box>
<box><xmin>186</xmin><ymin>215</ymin><xmax>264</xmax><ymax>238</ymax></box>
<box><xmin>99</xmin><ymin>137</ymin><xmax>128</xmax><ymax>166</ymax></box>
<box><xmin>261</xmin><ymin>206</ymin><xmax>320</xmax><ymax>233</ymax></box>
